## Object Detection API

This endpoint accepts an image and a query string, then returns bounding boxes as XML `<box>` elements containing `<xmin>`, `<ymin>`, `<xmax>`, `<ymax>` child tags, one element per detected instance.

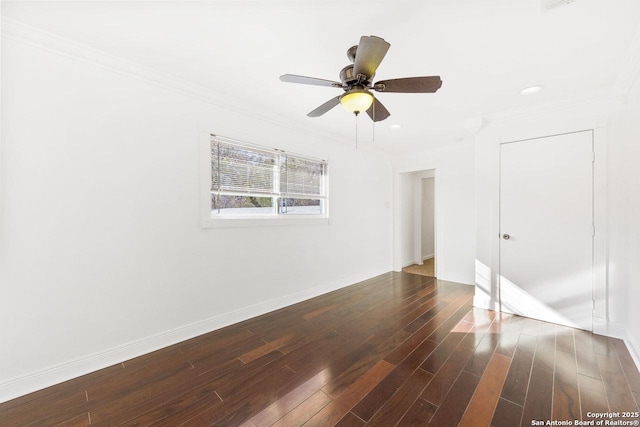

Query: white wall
<box><xmin>393</xmin><ymin>141</ymin><xmax>476</xmax><ymax>285</ymax></box>
<box><xmin>606</xmin><ymin>93</ymin><xmax>640</xmax><ymax>364</ymax></box>
<box><xmin>421</xmin><ymin>178</ymin><xmax>435</xmax><ymax>260</ymax></box>
<box><xmin>0</xmin><ymin>35</ymin><xmax>393</xmax><ymax>402</ymax></box>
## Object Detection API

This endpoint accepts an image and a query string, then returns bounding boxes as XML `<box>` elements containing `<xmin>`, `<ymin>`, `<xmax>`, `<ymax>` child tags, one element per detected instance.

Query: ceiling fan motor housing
<box><xmin>339</xmin><ymin>65</ymin><xmax>372</xmax><ymax>87</ymax></box>
<box><xmin>340</xmin><ymin>65</ymin><xmax>356</xmax><ymax>85</ymax></box>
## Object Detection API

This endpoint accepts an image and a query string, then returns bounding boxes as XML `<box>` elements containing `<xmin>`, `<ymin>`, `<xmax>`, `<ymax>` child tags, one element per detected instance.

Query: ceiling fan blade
<box><xmin>366</xmin><ymin>97</ymin><xmax>391</xmax><ymax>122</ymax></box>
<box><xmin>307</xmin><ymin>96</ymin><xmax>341</xmax><ymax>117</ymax></box>
<box><xmin>353</xmin><ymin>36</ymin><xmax>390</xmax><ymax>80</ymax></box>
<box><xmin>280</xmin><ymin>74</ymin><xmax>342</xmax><ymax>88</ymax></box>
<box><xmin>374</xmin><ymin>76</ymin><xmax>443</xmax><ymax>93</ymax></box>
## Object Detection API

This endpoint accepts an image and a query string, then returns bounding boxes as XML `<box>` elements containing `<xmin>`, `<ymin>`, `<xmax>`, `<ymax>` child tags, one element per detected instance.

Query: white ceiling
<box><xmin>3</xmin><ymin>0</ymin><xmax>640</xmax><ymax>154</ymax></box>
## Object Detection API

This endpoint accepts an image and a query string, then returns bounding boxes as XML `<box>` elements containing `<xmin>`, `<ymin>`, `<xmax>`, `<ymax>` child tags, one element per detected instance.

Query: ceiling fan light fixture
<box><xmin>340</xmin><ymin>90</ymin><xmax>374</xmax><ymax>114</ymax></box>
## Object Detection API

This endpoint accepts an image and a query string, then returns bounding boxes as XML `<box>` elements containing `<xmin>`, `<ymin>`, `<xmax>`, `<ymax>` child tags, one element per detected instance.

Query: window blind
<box><xmin>280</xmin><ymin>155</ymin><xmax>325</xmax><ymax>198</ymax></box>
<box><xmin>210</xmin><ymin>136</ymin><xmax>327</xmax><ymax>217</ymax></box>
<box><xmin>212</xmin><ymin>142</ymin><xmax>277</xmax><ymax>195</ymax></box>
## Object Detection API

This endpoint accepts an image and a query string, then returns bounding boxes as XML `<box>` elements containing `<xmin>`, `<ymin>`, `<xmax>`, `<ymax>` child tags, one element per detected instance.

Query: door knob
<box><xmin>502</xmin><ymin>234</ymin><xmax>510</xmax><ymax>240</ymax></box>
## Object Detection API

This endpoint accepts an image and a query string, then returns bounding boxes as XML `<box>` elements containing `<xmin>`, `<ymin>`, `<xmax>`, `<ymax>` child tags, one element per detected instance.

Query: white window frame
<box><xmin>200</xmin><ymin>132</ymin><xmax>330</xmax><ymax>228</ymax></box>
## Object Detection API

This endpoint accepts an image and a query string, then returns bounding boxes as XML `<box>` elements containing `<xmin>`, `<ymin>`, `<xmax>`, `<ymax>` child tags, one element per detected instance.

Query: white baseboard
<box><xmin>0</xmin><ymin>267</ymin><xmax>389</xmax><ymax>404</ymax></box>
<box><xmin>625</xmin><ymin>336</ymin><xmax>640</xmax><ymax>375</ymax></box>
<box><xmin>422</xmin><ymin>254</ymin><xmax>434</xmax><ymax>261</ymax></box>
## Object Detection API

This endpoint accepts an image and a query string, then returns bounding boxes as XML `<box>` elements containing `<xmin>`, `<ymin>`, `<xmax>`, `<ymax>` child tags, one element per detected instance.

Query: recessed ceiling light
<box><xmin>390</xmin><ymin>124</ymin><xmax>403</xmax><ymax>129</ymax></box>
<box><xmin>520</xmin><ymin>85</ymin><xmax>543</xmax><ymax>95</ymax></box>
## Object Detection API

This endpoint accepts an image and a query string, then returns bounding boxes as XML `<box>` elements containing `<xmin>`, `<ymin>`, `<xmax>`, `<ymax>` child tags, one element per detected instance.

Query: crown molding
<box><xmin>0</xmin><ymin>17</ymin><xmax>236</xmax><ymax>110</ymax></box>
<box><xmin>0</xmin><ymin>17</ymin><xmax>352</xmax><ymax>148</ymax></box>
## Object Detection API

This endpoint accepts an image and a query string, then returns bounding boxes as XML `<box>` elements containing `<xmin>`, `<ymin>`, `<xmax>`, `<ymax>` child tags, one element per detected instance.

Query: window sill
<box><xmin>200</xmin><ymin>216</ymin><xmax>330</xmax><ymax>229</ymax></box>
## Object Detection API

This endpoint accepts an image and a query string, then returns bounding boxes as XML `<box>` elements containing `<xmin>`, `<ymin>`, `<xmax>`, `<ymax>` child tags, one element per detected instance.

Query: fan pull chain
<box><xmin>372</xmin><ymin>100</ymin><xmax>376</xmax><ymax>143</ymax></box>
<box><xmin>355</xmin><ymin>112</ymin><xmax>359</xmax><ymax>149</ymax></box>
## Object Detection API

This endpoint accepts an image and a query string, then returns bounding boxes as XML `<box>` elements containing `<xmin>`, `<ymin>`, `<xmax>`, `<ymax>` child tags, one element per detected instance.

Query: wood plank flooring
<box><xmin>1</xmin><ymin>272</ymin><xmax>639</xmax><ymax>426</ymax></box>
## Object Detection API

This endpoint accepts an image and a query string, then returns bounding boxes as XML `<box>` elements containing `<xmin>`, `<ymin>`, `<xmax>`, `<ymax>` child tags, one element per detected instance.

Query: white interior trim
<box><xmin>497</xmin><ymin>130</ymin><xmax>599</xmax><ymax>331</ymax></box>
<box><xmin>0</xmin><ymin>17</ymin><xmax>349</xmax><ymax>148</ymax></box>
<box><xmin>198</xmin><ymin>130</ymin><xmax>331</xmax><ymax>229</ymax></box>
<box><xmin>593</xmin><ymin>127</ymin><xmax>609</xmax><ymax>321</ymax></box>
<box><xmin>626</xmin><ymin>337</ymin><xmax>640</xmax><ymax>375</ymax></box>
<box><xmin>482</xmin><ymin>124</ymin><xmax>609</xmax><ymax>334</ymax></box>
<box><xmin>392</xmin><ymin>167</ymin><xmax>440</xmax><ymax>275</ymax></box>
<box><xmin>0</xmin><ymin>267</ymin><xmax>388</xmax><ymax>404</ymax></box>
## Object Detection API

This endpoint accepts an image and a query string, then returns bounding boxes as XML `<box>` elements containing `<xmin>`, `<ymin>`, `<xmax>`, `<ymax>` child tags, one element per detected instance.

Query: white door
<box><xmin>499</xmin><ymin>131</ymin><xmax>593</xmax><ymax>331</ymax></box>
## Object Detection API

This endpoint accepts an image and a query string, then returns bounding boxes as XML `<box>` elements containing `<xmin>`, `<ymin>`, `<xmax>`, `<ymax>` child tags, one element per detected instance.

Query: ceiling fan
<box><xmin>280</xmin><ymin>35</ymin><xmax>442</xmax><ymax>122</ymax></box>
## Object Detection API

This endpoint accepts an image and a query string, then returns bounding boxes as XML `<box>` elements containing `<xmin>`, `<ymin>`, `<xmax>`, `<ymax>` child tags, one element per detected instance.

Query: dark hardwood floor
<box><xmin>1</xmin><ymin>272</ymin><xmax>639</xmax><ymax>426</ymax></box>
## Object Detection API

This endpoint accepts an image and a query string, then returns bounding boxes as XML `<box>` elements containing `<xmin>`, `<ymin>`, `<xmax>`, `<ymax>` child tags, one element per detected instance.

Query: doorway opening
<box><xmin>395</xmin><ymin>169</ymin><xmax>437</xmax><ymax>278</ymax></box>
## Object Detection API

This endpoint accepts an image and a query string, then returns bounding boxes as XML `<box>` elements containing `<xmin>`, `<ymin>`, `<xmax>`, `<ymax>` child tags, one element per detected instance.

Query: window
<box><xmin>209</xmin><ymin>135</ymin><xmax>327</xmax><ymax>219</ymax></box>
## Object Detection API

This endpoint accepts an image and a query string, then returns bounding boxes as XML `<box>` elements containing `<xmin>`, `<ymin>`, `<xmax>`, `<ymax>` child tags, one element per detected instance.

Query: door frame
<box><xmin>498</xmin><ymin>130</ymin><xmax>594</xmax><ymax>330</ymax></box>
<box><xmin>393</xmin><ymin>168</ymin><xmax>440</xmax><ymax>278</ymax></box>
<box><xmin>417</xmin><ymin>176</ymin><xmax>436</xmax><ymax>268</ymax></box>
<box><xmin>496</xmin><ymin>129</ymin><xmax>608</xmax><ymax>333</ymax></box>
